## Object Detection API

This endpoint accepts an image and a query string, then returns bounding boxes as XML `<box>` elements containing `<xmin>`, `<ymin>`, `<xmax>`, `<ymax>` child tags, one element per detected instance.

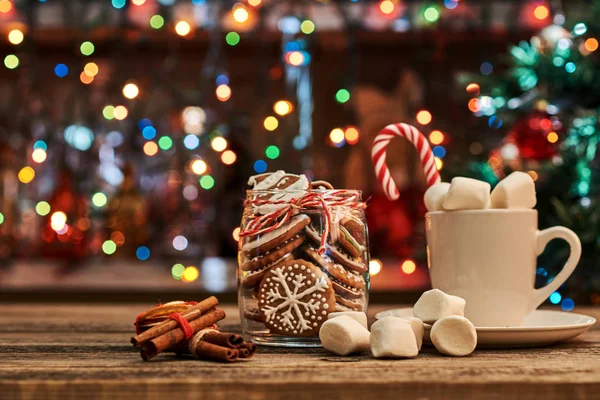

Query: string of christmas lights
<box><xmin>2</xmin><ymin>0</ymin><xmax>598</xmax><ymax>300</ymax></box>
<box><xmin>451</xmin><ymin>3</ymin><xmax>600</xmax><ymax>308</ymax></box>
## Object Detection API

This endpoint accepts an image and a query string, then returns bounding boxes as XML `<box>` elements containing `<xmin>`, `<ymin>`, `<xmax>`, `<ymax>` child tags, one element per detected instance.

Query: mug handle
<box><xmin>530</xmin><ymin>226</ymin><xmax>582</xmax><ymax>313</ymax></box>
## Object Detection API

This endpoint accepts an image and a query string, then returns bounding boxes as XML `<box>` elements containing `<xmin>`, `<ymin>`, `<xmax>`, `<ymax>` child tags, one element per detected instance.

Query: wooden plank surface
<box><xmin>0</xmin><ymin>304</ymin><xmax>598</xmax><ymax>400</ymax></box>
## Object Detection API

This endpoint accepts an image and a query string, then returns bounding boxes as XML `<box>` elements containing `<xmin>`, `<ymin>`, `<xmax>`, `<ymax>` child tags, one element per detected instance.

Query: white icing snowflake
<box><xmin>262</xmin><ymin>265</ymin><xmax>329</xmax><ymax>334</ymax></box>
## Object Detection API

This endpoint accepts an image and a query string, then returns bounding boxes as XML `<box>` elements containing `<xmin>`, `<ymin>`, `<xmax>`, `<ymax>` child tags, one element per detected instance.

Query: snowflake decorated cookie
<box><xmin>247</xmin><ymin>171</ymin><xmax>311</xmax><ymax>214</ymax></box>
<box><xmin>258</xmin><ymin>260</ymin><xmax>336</xmax><ymax>337</ymax></box>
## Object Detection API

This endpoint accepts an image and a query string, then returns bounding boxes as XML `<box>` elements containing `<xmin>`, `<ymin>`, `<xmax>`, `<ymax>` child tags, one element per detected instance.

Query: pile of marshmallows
<box><xmin>320</xmin><ymin>288</ymin><xmax>475</xmax><ymax>358</ymax></box>
<box><xmin>424</xmin><ymin>171</ymin><xmax>537</xmax><ymax>212</ymax></box>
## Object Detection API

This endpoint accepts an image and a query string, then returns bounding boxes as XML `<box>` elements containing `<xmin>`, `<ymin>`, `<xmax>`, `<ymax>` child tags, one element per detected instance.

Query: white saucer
<box><xmin>375</xmin><ymin>308</ymin><xmax>596</xmax><ymax>348</ymax></box>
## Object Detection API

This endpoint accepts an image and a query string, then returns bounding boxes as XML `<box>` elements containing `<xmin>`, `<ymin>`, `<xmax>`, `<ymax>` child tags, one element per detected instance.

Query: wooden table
<box><xmin>0</xmin><ymin>304</ymin><xmax>598</xmax><ymax>400</ymax></box>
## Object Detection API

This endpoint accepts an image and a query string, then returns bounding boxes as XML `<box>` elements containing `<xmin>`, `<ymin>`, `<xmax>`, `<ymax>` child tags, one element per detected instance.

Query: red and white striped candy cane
<box><xmin>372</xmin><ymin>123</ymin><xmax>441</xmax><ymax>200</ymax></box>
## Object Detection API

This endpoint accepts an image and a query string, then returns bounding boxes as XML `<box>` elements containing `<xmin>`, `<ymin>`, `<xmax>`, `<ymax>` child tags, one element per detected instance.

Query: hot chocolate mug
<box><xmin>425</xmin><ymin>209</ymin><xmax>581</xmax><ymax>327</ymax></box>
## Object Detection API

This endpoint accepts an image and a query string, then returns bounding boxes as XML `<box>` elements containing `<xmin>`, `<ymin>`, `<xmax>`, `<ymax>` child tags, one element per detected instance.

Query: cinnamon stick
<box><xmin>238</xmin><ymin>342</ymin><xmax>257</xmax><ymax>359</ymax></box>
<box><xmin>169</xmin><ymin>341</ymin><xmax>191</xmax><ymax>355</ymax></box>
<box><xmin>191</xmin><ymin>341</ymin><xmax>239</xmax><ymax>363</ymax></box>
<box><xmin>140</xmin><ymin>307</ymin><xmax>226</xmax><ymax>361</ymax></box>
<box><xmin>202</xmin><ymin>331</ymin><xmax>245</xmax><ymax>349</ymax></box>
<box><xmin>131</xmin><ymin>296</ymin><xmax>219</xmax><ymax>347</ymax></box>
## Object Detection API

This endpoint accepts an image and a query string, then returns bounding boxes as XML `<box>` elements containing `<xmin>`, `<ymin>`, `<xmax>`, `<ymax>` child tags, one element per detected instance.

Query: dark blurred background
<box><xmin>0</xmin><ymin>0</ymin><xmax>598</xmax><ymax>307</ymax></box>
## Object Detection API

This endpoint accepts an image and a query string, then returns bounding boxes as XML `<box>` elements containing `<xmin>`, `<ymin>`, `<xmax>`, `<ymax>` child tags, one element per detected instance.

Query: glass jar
<box><xmin>238</xmin><ymin>189</ymin><xmax>369</xmax><ymax>347</ymax></box>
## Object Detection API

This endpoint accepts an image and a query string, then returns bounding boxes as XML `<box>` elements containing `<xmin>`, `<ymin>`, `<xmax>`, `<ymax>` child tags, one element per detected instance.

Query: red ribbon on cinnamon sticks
<box><xmin>168</xmin><ymin>312</ymin><xmax>195</xmax><ymax>341</ymax></box>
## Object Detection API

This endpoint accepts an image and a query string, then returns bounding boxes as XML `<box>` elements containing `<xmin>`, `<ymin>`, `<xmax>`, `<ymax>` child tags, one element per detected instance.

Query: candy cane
<box><xmin>372</xmin><ymin>123</ymin><xmax>441</xmax><ymax>201</ymax></box>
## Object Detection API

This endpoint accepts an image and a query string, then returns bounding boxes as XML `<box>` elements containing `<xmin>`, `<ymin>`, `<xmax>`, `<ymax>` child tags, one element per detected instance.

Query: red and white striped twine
<box><xmin>239</xmin><ymin>190</ymin><xmax>365</xmax><ymax>254</ymax></box>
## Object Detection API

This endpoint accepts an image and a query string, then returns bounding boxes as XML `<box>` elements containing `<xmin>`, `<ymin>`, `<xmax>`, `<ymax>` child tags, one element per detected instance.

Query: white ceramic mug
<box><xmin>425</xmin><ymin>209</ymin><xmax>581</xmax><ymax>327</ymax></box>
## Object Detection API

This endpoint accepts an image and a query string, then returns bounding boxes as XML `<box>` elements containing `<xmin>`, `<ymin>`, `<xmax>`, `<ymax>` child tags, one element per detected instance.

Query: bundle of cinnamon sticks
<box><xmin>188</xmin><ymin>329</ymin><xmax>257</xmax><ymax>362</ymax></box>
<box><xmin>131</xmin><ymin>296</ymin><xmax>257</xmax><ymax>362</ymax></box>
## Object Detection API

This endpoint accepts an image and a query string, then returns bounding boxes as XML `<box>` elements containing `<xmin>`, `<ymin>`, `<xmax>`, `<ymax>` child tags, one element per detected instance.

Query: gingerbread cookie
<box><xmin>242</xmin><ymin>214</ymin><xmax>310</xmax><ymax>256</ymax></box>
<box><xmin>248</xmin><ymin>170</ymin><xmax>309</xmax><ymax>191</ymax></box>
<box><xmin>258</xmin><ymin>260</ymin><xmax>335</xmax><ymax>337</ymax></box>
<box><xmin>241</xmin><ymin>235</ymin><xmax>304</xmax><ymax>272</ymax></box>
<box><xmin>327</xmin><ymin>246</ymin><xmax>367</xmax><ymax>273</ymax></box>
<box><xmin>335</xmin><ymin>303</ymin><xmax>353</xmax><ymax>312</ymax></box>
<box><xmin>302</xmin><ymin>247</ymin><xmax>366</xmax><ymax>298</ymax></box>
<box><xmin>338</xmin><ymin>225</ymin><xmax>365</xmax><ymax>258</ymax></box>
<box><xmin>247</xmin><ymin>171</ymin><xmax>311</xmax><ymax>214</ymax></box>
<box><xmin>247</xmin><ymin>171</ymin><xmax>280</xmax><ymax>188</ymax></box>
<box><xmin>241</xmin><ymin>253</ymin><xmax>294</xmax><ymax>288</ymax></box>
<box><xmin>331</xmin><ymin>212</ymin><xmax>365</xmax><ymax>258</ymax></box>
<box><xmin>341</xmin><ymin>215</ymin><xmax>366</xmax><ymax>246</ymax></box>
<box><xmin>336</xmin><ymin>294</ymin><xmax>365</xmax><ymax>311</ymax></box>
<box><xmin>305</xmin><ymin>224</ymin><xmax>367</xmax><ymax>273</ymax></box>
<box><xmin>330</xmin><ymin>278</ymin><xmax>364</xmax><ymax>299</ymax></box>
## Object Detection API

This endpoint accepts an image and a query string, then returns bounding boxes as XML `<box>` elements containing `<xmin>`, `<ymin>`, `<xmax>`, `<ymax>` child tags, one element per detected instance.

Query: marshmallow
<box><xmin>491</xmin><ymin>171</ymin><xmax>536</xmax><ymax>209</ymax></box>
<box><xmin>397</xmin><ymin>316</ymin><xmax>424</xmax><ymax>350</ymax></box>
<box><xmin>424</xmin><ymin>182</ymin><xmax>451</xmax><ymax>212</ymax></box>
<box><xmin>413</xmin><ymin>289</ymin><xmax>466</xmax><ymax>324</ymax></box>
<box><xmin>443</xmin><ymin>177</ymin><xmax>491</xmax><ymax>210</ymax></box>
<box><xmin>430</xmin><ymin>315</ymin><xmax>477</xmax><ymax>356</ymax></box>
<box><xmin>378</xmin><ymin>316</ymin><xmax>424</xmax><ymax>350</ymax></box>
<box><xmin>327</xmin><ymin>311</ymin><xmax>368</xmax><ymax>329</ymax></box>
<box><xmin>319</xmin><ymin>315</ymin><xmax>370</xmax><ymax>356</ymax></box>
<box><xmin>370</xmin><ymin>317</ymin><xmax>418</xmax><ymax>358</ymax></box>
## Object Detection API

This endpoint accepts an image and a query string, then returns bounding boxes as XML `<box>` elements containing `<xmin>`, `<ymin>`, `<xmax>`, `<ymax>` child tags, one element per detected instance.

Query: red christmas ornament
<box><xmin>510</xmin><ymin>110</ymin><xmax>563</xmax><ymax>160</ymax></box>
<box><xmin>40</xmin><ymin>167</ymin><xmax>89</xmax><ymax>262</ymax></box>
<box><xmin>366</xmin><ymin>187</ymin><xmax>426</xmax><ymax>259</ymax></box>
